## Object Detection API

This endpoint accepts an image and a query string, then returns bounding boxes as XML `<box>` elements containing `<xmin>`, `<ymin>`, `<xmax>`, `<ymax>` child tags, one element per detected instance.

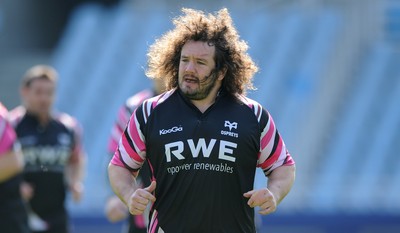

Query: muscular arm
<box><xmin>108</xmin><ymin>163</ymin><xmax>156</xmax><ymax>215</ymax></box>
<box><xmin>244</xmin><ymin>164</ymin><xmax>295</xmax><ymax>215</ymax></box>
<box><xmin>0</xmin><ymin>149</ymin><xmax>24</xmax><ymax>182</ymax></box>
<box><xmin>108</xmin><ymin>163</ymin><xmax>139</xmax><ymax>205</ymax></box>
<box><xmin>267</xmin><ymin>164</ymin><xmax>296</xmax><ymax>205</ymax></box>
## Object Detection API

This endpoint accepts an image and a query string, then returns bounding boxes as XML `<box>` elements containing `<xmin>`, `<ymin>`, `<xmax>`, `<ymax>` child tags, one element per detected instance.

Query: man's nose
<box><xmin>185</xmin><ymin>61</ymin><xmax>195</xmax><ymax>72</ymax></box>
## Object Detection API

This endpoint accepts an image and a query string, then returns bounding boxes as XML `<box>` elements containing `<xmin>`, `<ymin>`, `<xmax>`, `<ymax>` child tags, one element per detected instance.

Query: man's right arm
<box><xmin>108</xmin><ymin>102</ymin><xmax>157</xmax><ymax>215</ymax></box>
<box><xmin>108</xmin><ymin>163</ymin><xmax>138</xmax><ymax>206</ymax></box>
<box><xmin>108</xmin><ymin>163</ymin><xmax>156</xmax><ymax>215</ymax></box>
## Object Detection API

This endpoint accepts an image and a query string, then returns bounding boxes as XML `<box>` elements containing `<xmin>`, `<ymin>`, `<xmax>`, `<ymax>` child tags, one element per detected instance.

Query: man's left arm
<box><xmin>66</xmin><ymin>119</ymin><xmax>86</xmax><ymax>203</ymax></box>
<box><xmin>244</xmin><ymin>165</ymin><xmax>295</xmax><ymax>215</ymax></box>
<box><xmin>244</xmin><ymin>107</ymin><xmax>296</xmax><ymax>214</ymax></box>
<box><xmin>66</xmin><ymin>150</ymin><xmax>86</xmax><ymax>203</ymax></box>
<box><xmin>267</xmin><ymin>164</ymin><xmax>296</xmax><ymax>205</ymax></box>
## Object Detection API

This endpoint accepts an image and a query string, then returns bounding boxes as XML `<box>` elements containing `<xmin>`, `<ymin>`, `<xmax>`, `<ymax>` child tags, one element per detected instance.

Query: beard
<box><xmin>179</xmin><ymin>70</ymin><xmax>219</xmax><ymax>100</ymax></box>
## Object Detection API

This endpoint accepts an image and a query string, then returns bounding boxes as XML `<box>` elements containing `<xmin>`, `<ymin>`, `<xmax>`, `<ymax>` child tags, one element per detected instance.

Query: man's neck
<box><xmin>38</xmin><ymin>115</ymin><xmax>50</xmax><ymax>126</ymax></box>
<box><xmin>27</xmin><ymin>110</ymin><xmax>51</xmax><ymax>126</ymax></box>
<box><xmin>191</xmin><ymin>99</ymin><xmax>214</xmax><ymax>113</ymax></box>
<box><xmin>190</xmin><ymin>87</ymin><xmax>221</xmax><ymax>113</ymax></box>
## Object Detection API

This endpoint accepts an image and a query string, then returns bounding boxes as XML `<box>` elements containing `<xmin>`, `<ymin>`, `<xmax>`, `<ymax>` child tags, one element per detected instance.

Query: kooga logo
<box><xmin>160</xmin><ymin>126</ymin><xmax>183</xmax><ymax>135</ymax></box>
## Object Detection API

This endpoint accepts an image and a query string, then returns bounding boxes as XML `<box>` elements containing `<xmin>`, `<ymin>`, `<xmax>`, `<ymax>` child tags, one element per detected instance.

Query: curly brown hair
<box><xmin>146</xmin><ymin>8</ymin><xmax>258</xmax><ymax>95</ymax></box>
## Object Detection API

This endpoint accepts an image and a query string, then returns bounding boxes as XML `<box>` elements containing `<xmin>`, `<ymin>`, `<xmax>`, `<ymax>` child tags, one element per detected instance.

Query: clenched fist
<box><xmin>127</xmin><ymin>181</ymin><xmax>156</xmax><ymax>215</ymax></box>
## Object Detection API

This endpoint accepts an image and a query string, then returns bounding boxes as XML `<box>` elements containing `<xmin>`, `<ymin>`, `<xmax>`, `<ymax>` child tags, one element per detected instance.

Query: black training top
<box><xmin>10</xmin><ymin>106</ymin><xmax>83</xmax><ymax>230</ymax></box>
<box><xmin>112</xmin><ymin>88</ymin><xmax>294</xmax><ymax>233</ymax></box>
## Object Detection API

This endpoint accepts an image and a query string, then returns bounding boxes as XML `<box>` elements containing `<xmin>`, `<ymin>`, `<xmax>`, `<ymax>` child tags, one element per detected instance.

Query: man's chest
<box><xmin>16</xmin><ymin>122</ymin><xmax>73</xmax><ymax>169</ymax></box>
<box><xmin>145</xmin><ymin>109</ymin><xmax>260</xmax><ymax>175</ymax></box>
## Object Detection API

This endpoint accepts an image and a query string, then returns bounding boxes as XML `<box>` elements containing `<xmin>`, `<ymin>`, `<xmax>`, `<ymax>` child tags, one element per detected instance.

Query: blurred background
<box><xmin>1</xmin><ymin>0</ymin><xmax>399</xmax><ymax>232</ymax></box>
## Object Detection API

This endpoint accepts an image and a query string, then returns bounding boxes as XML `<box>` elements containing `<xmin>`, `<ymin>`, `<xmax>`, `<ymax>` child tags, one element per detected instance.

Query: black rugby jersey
<box><xmin>112</xmin><ymin>88</ymin><xmax>294</xmax><ymax>233</ymax></box>
<box><xmin>10</xmin><ymin>106</ymin><xmax>83</xmax><ymax>232</ymax></box>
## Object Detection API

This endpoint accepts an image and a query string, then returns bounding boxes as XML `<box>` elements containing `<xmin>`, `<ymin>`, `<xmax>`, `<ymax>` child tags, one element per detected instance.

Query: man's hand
<box><xmin>70</xmin><ymin>182</ymin><xmax>84</xmax><ymax>203</ymax></box>
<box><xmin>20</xmin><ymin>182</ymin><xmax>34</xmax><ymax>201</ymax></box>
<box><xmin>243</xmin><ymin>188</ymin><xmax>277</xmax><ymax>215</ymax></box>
<box><xmin>127</xmin><ymin>181</ymin><xmax>156</xmax><ymax>215</ymax></box>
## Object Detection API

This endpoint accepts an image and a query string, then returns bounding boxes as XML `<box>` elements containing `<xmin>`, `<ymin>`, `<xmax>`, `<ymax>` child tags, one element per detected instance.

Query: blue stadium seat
<box><xmin>310</xmin><ymin>42</ymin><xmax>392</xmax><ymax>211</ymax></box>
<box><xmin>278</xmin><ymin>9</ymin><xmax>340</xmax><ymax>144</ymax></box>
<box><xmin>351</xmin><ymin>51</ymin><xmax>400</xmax><ymax>211</ymax></box>
<box><xmin>255</xmin><ymin>10</ymin><xmax>306</xmax><ymax>117</ymax></box>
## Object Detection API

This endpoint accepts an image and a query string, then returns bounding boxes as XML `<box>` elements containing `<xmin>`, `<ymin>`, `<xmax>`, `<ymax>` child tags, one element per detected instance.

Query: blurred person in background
<box><xmin>0</xmin><ymin>102</ymin><xmax>30</xmax><ymax>233</ymax></box>
<box><xmin>8</xmin><ymin>65</ymin><xmax>86</xmax><ymax>233</ymax></box>
<box><xmin>109</xmin><ymin>8</ymin><xmax>295</xmax><ymax>233</ymax></box>
<box><xmin>106</xmin><ymin>79</ymin><xmax>165</xmax><ymax>233</ymax></box>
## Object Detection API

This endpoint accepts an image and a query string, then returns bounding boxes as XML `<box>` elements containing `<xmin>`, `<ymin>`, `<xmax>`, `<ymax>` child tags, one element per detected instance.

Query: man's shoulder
<box><xmin>135</xmin><ymin>89</ymin><xmax>177</xmax><ymax>122</ymax></box>
<box><xmin>234</xmin><ymin>94</ymin><xmax>262</xmax><ymax>108</ymax></box>
<box><xmin>125</xmin><ymin>89</ymin><xmax>155</xmax><ymax>111</ymax></box>
<box><xmin>141</xmin><ymin>89</ymin><xmax>177</xmax><ymax>111</ymax></box>
<box><xmin>0</xmin><ymin>102</ymin><xmax>7</xmax><ymax>118</ymax></box>
<box><xmin>8</xmin><ymin>106</ymin><xmax>26</xmax><ymax>127</ymax></box>
<box><xmin>53</xmin><ymin>111</ymin><xmax>81</xmax><ymax>132</ymax></box>
<box><xmin>234</xmin><ymin>94</ymin><xmax>266</xmax><ymax>122</ymax></box>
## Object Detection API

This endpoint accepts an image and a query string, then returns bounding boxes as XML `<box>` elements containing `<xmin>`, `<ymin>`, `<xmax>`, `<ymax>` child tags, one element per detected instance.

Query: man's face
<box><xmin>178</xmin><ymin>40</ymin><xmax>222</xmax><ymax>100</ymax></box>
<box><xmin>22</xmin><ymin>79</ymin><xmax>55</xmax><ymax>116</ymax></box>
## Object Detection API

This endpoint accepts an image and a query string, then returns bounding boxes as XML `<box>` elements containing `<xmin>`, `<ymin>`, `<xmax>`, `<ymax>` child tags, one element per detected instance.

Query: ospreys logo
<box><xmin>224</xmin><ymin>121</ymin><xmax>237</xmax><ymax>131</ymax></box>
<box><xmin>221</xmin><ymin>120</ymin><xmax>238</xmax><ymax>138</ymax></box>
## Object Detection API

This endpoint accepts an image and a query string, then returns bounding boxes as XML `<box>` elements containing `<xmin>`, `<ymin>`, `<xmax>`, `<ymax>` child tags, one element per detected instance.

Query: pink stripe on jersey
<box><xmin>232</xmin><ymin>96</ymin><xmax>295</xmax><ymax>174</ymax></box>
<box><xmin>260</xmin><ymin>118</ymin><xmax>275</xmax><ymax>150</ymax></box>
<box><xmin>0</xmin><ymin>103</ymin><xmax>7</xmax><ymax>118</ymax></box>
<box><xmin>110</xmin><ymin>150</ymin><xmax>125</xmax><ymax>167</ymax></box>
<box><xmin>151</xmin><ymin>98</ymin><xmax>158</xmax><ymax>110</ymax></box>
<box><xmin>283</xmin><ymin>151</ymin><xmax>295</xmax><ymax>166</ymax></box>
<box><xmin>128</xmin><ymin>110</ymin><xmax>146</xmax><ymax>152</ymax></box>
<box><xmin>245</xmin><ymin>99</ymin><xmax>253</xmax><ymax>109</ymax></box>
<box><xmin>118</xmin><ymin>107</ymin><xmax>129</xmax><ymax>129</ymax></box>
<box><xmin>134</xmin><ymin>215</ymin><xmax>146</xmax><ymax>228</ymax></box>
<box><xmin>108</xmin><ymin>112</ymin><xmax>128</xmax><ymax>154</ymax></box>
<box><xmin>0</xmin><ymin>119</ymin><xmax>16</xmax><ymax>155</ymax></box>
<box><xmin>108</xmin><ymin>89</ymin><xmax>154</xmax><ymax>155</ymax></box>
<box><xmin>259</xmin><ymin>136</ymin><xmax>283</xmax><ymax>170</ymax></box>
<box><xmin>0</xmin><ymin>117</ymin><xmax>6</xmax><ymax>137</ymax></box>
<box><xmin>152</xmin><ymin>219</ymin><xmax>159</xmax><ymax>233</ymax></box>
<box><xmin>147</xmin><ymin>159</ymin><xmax>156</xmax><ymax>181</ymax></box>
<box><xmin>149</xmin><ymin>210</ymin><xmax>159</xmax><ymax>233</ymax></box>
<box><xmin>237</xmin><ymin>95</ymin><xmax>262</xmax><ymax>121</ymax></box>
<box><xmin>121</xmin><ymin>133</ymin><xmax>144</xmax><ymax>163</ymax></box>
<box><xmin>236</xmin><ymin>94</ymin><xmax>252</xmax><ymax>108</ymax></box>
<box><xmin>108</xmin><ymin>140</ymin><xmax>119</xmax><ymax>155</ymax></box>
<box><xmin>111</xmin><ymin>102</ymin><xmax>136</xmax><ymax>153</ymax></box>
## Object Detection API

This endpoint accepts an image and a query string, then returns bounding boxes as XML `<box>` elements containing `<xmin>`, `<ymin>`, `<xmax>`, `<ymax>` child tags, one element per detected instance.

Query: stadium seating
<box><xmin>310</xmin><ymin>42</ymin><xmax>394</xmax><ymax>212</ymax></box>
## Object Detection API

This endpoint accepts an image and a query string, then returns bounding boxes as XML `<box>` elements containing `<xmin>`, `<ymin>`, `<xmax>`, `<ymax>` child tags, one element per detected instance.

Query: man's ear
<box><xmin>217</xmin><ymin>67</ymin><xmax>228</xmax><ymax>81</ymax></box>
